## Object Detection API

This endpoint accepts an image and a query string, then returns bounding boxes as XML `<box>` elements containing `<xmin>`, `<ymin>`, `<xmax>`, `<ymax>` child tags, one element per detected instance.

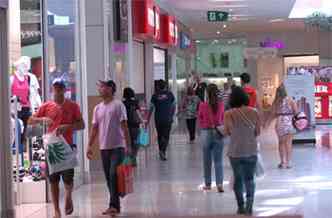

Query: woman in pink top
<box><xmin>198</xmin><ymin>83</ymin><xmax>225</xmax><ymax>192</ymax></box>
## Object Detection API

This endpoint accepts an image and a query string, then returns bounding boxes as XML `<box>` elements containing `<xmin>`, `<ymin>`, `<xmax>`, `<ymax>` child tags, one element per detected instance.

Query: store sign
<box><xmin>133</xmin><ymin>0</ymin><xmax>155</xmax><ymax>40</ymax></box>
<box><xmin>180</xmin><ymin>32</ymin><xmax>191</xmax><ymax>49</ymax></box>
<box><xmin>160</xmin><ymin>14</ymin><xmax>177</xmax><ymax>46</ymax></box>
<box><xmin>259</xmin><ymin>37</ymin><xmax>285</xmax><ymax>49</ymax></box>
<box><xmin>154</xmin><ymin>6</ymin><xmax>160</xmax><ymax>40</ymax></box>
<box><xmin>243</xmin><ymin>47</ymin><xmax>278</xmax><ymax>59</ymax></box>
<box><xmin>207</xmin><ymin>11</ymin><xmax>229</xmax><ymax>22</ymax></box>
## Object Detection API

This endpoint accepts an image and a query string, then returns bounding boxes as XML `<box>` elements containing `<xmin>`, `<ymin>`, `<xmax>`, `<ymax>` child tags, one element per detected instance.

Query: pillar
<box><xmin>0</xmin><ymin>6</ymin><xmax>15</xmax><ymax>218</ymax></box>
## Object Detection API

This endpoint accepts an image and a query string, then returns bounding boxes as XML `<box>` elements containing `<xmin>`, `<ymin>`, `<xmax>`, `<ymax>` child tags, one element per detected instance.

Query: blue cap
<box><xmin>52</xmin><ymin>78</ymin><xmax>66</xmax><ymax>88</ymax></box>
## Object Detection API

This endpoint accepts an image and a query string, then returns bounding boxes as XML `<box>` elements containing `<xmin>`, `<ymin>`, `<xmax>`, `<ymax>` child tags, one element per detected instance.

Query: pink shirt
<box><xmin>92</xmin><ymin>99</ymin><xmax>127</xmax><ymax>150</ymax></box>
<box><xmin>198</xmin><ymin>102</ymin><xmax>224</xmax><ymax>129</ymax></box>
<box><xmin>11</xmin><ymin>74</ymin><xmax>30</xmax><ymax>107</ymax></box>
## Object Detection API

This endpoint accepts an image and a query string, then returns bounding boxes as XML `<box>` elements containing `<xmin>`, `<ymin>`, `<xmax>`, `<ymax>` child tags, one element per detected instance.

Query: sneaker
<box><xmin>237</xmin><ymin>206</ymin><xmax>246</xmax><ymax>215</ymax></box>
<box><xmin>159</xmin><ymin>151</ymin><xmax>167</xmax><ymax>161</ymax></box>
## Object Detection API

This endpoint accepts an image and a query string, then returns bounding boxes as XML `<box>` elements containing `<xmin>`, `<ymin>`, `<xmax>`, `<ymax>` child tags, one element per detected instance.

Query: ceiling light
<box><xmin>217</xmin><ymin>31</ymin><xmax>221</xmax><ymax>34</ymax></box>
<box><xmin>209</xmin><ymin>0</ymin><xmax>246</xmax><ymax>2</ymax></box>
<box><xmin>215</xmin><ymin>5</ymin><xmax>248</xmax><ymax>8</ymax></box>
<box><xmin>269</xmin><ymin>18</ymin><xmax>285</xmax><ymax>23</ymax></box>
<box><xmin>229</xmin><ymin>8</ymin><xmax>233</xmax><ymax>12</ymax></box>
<box><xmin>196</xmin><ymin>40</ymin><xmax>201</xmax><ymax>43</ymax></box>
<box><xmin>223</xmin><ymin>24</ymin><xmax>227</xmax><ymax>28</ymax></box>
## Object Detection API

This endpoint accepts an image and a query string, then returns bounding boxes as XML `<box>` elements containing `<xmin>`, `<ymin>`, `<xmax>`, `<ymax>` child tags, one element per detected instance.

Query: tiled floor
<box><xmin>16</xmin><ymin>125</ymin><xmax>332</xmax><ymax>218</ymax></box>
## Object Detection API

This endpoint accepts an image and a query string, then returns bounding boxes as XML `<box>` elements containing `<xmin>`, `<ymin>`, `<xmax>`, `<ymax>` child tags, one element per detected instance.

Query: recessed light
<box><xmin>223</xmin><ymin>24</ymin><xmax>227</xmax><ymax>28</ymax></box>
<box><xmin>217</xmin><ymin>31</ymin><xmax>221</xmax><ymax>34</ymax></box>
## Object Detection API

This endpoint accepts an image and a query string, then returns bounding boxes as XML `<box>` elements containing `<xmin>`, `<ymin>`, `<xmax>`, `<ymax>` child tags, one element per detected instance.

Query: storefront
<box><xmin>7</xmin><ymin>0</ymin><xmax>85</xmax><ymax>206</ymax></box>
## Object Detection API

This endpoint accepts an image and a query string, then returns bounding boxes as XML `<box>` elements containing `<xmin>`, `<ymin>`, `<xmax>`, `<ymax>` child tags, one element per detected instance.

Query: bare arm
<box><xmin>223</xmin><ymin>112</ymin><xmax>231</xmax><ymax>136</ymax></box>
<box><xmin>86</xmin><ymin>124</ymin><xmax>99</xmax><ymax>159</ymax></box>
<box><xmin>254</xmin><ymin>111</ymin><xmax>261</xmax><ymax>137</ymax></box>
<box><xmin>121</xmin><ymin>120</ymin><xmax>131</xmax><ymax>151</ymax></box>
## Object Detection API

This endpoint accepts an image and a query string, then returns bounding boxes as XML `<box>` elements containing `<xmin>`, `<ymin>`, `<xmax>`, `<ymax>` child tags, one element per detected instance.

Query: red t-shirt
<box><xmin>243</xmin><ymin>85</ymin><xmax>257</xmax><ymax>108</ymax></box>
<box><xmin>35</xmin><ymin>100</ymin><xmax>82</xmax><ymax>145</ymax></box>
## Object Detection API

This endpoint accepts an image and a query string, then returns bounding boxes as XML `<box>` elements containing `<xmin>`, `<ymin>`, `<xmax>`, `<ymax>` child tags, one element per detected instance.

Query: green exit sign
<box><xmin>207</xmin><ymin>11</ymin><xmax>229</xmax><ymax>22</ymax></box>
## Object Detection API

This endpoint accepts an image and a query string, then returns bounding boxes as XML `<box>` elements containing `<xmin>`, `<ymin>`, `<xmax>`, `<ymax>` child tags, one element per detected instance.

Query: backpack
<box><xmin>125</xmin><ymin>100</ymin><xmax>141</xmax><ymax>126</ymax></box>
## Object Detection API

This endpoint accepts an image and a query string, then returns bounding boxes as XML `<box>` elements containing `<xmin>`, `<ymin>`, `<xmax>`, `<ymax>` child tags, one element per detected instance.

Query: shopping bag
<box><xmin>138</xmin><ymin>128</ymin><xmax>149</xmax><ymax>148</ymax></box>
<box><xmin>43</xmin><ymin>133</ymin><xmax>78</xmax><ymax>175</ymax></box>
<box><xmin>117</xmin><ymin>157</ymin><xmax>134</xmax><ymax>198</ymax></box>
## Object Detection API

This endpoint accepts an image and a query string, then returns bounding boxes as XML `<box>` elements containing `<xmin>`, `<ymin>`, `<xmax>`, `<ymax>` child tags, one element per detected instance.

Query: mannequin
<box><xmin>20</xmin><ymin>56</ymin><xmax>42</xmax><ymax>111</ymax></box>
<box><xmin>11</xmin><ymin>57</ymin><xmax>31</xmax><ymax>146</ymax></box>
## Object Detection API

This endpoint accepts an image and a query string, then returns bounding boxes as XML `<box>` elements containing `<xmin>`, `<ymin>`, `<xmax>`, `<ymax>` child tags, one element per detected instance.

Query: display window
<box><xmin>9</xmin><ymin>0</ymin><xmax>84</xmax><ymax>205</ymax></box>
<box><xmin>153</xmin><ymin>47</ymin><xmax>167</xmax><ymax>80</ymax></box>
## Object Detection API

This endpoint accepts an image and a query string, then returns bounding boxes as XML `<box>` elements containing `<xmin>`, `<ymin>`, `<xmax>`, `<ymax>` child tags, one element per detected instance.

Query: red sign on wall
<box><xmin>160</xmin><ymin>14</ymin><xmax>178</xmax><ymax>47</ymax></box>
<box><xmin>133</xmin><ymin>0</ymin><xmax>155</xmax><ymax>40</ymax></box>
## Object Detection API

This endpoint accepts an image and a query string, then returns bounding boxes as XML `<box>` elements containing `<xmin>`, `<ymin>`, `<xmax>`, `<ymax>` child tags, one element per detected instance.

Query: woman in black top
<box><xmin>123</xmin><ymin>87</ymin><xmax>142</xmax><ymax>165</ymax></box>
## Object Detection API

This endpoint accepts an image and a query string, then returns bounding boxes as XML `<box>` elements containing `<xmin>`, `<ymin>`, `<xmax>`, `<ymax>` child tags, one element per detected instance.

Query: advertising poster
<box><xmin>285</xmin><ymin>69</ymin><xmax>315</xmax><ymax>143</ymax></box>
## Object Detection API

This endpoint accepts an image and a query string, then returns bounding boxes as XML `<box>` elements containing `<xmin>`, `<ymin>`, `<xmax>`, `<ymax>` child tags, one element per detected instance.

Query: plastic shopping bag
<box><xmin>43</xmin><ymin>133</ymin><xmax>78</xmax><ymax>175</ymax></box>
<box><xmin>138</xmin><ymin>128</ymin><xmax>149</xmax><ymax>148</ymax></box>
<box><xmin>117</xmin><ymin>157</ymin><xmax>134</xmax><ymax>198</ymax></box>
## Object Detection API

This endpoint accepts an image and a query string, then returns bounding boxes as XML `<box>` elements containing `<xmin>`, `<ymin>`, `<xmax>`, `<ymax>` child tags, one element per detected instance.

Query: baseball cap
<box><xmin>52</xmin><ymin>78</ymin><xmax>66</xmax><ymax>88</ymax></box>
<box><xmin>98</xmin><ymin>79</ymin><xmax>116</xmax><ymax>91</ymax></box>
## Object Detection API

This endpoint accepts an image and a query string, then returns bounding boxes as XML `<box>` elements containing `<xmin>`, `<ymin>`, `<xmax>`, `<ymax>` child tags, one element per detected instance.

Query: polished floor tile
<box><xmin>16</xmin><ymin>125</ymin><xmax>332</xmax><ymax>218</ymax></box>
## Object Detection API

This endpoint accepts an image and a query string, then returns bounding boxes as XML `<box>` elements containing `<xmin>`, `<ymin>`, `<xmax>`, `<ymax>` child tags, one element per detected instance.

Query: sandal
<box><xmin>65</xmin><ymin>198</ymin><xmax>74</xmax><ymax>215</ymax></box>
<box><xmin>102</xmin><ymin>207</ymin><xmax>120</xmax><ymax>215</ymax></box>
<box><xmin>202</xmin><ymin>186</ymin><xmax>211</xmax><ymax>191</ymax></box>
<box><xmin>217</xmin><ymin>185</ymin><xmax>224</xmax><ymax>193</ymax></box>
<box><xmin>278</xmin><ymin>163</ymin><xmax>285</xmax><ymax>169</ymax></box>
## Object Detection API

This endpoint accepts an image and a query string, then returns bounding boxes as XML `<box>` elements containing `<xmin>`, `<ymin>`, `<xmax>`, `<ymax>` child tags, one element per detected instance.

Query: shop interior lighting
<box><xmin>195</xmin><ymin>40</ymin><xmax>201</xmax><ymax>43</ymax></box>
<box><xmin>216</xmin><ymin>31</ymin><xmax>221</xmax><ymax>34</ymax></box>
<box><xmin>223</xmin><ymin>24</ymin><xmax>227</xmax><ymax>28</ymax></box>
<box><xmin>269</xmin><ymin>18</ymin><xmax>285</xmax><ymax>23</ymax></box>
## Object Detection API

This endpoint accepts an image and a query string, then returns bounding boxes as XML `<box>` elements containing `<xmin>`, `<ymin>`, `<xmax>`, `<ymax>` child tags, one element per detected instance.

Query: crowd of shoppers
<box><xmin>32</xmin><ymin>72</ymin><xmax>299</xmax><ymax>217</ymax></box>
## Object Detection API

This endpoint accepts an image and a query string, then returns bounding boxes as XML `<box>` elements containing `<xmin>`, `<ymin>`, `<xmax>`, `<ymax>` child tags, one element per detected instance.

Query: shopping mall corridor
<box><xmin>16</xmin><ymin>126</ymin><xmax>332</xmax><ymax>218</ymax></box>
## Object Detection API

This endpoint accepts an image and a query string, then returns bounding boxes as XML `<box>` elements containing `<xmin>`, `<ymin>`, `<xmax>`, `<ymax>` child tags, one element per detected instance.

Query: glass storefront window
<box><xmin>46</xmin><ymin>0</ymin><xmax>84</xmax><ymax>185</ymax></box>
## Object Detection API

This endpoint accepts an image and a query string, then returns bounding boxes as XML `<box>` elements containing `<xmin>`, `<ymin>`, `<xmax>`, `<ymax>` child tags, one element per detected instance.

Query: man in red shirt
<box><xmin>240</xmin><ymin>73</ymin><xmax>258</xmax><ymax>108</ymax></box>
<box><xmin>29</xmin><ymin>78</ymin><xmax>85</xmax><ymax>218</ymax></box>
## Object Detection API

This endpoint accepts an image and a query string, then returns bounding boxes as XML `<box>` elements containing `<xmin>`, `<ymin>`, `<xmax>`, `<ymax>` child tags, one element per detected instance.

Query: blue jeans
<box><xmin>101</xmin><ymin>148</ymin><xmax>125</xmax><ymax>211</ymax></box>
<box><xmin>229</xmin><ymin>155</ymin><xmax>257</xmax><ymax>208</ymax></box>
<box><xmin>201</xmin><ymin>129</ymin><xmax>224</xmax><ymax>186</ymax></box>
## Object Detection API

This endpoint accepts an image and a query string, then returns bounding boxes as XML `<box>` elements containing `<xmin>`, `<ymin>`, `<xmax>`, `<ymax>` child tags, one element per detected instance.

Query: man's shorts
<box><xmin>48</xmin><ymin>168</ymin><xmax>74</xmax><ymax>185</ymax></box>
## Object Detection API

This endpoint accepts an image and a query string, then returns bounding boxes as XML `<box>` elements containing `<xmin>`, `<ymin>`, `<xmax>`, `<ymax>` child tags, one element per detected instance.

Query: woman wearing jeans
<box><xmin>198</xmin><ymin>84</ymin><xmax>225</xmax><ymax>192</ymax></box>
<box><xmin>224</xmin><ymin>86</ymin><xmax>260</xmax><ymax>215</ymax></box>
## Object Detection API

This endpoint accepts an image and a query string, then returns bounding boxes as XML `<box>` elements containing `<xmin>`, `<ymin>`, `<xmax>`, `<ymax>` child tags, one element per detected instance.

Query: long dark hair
<box><xmin>123</xmin><ymin>87</ymin><xmax>135</xmax><ymax>100</ymax></box>
<box><xmin>229</xmin><ymin>86</ymin><xmax>249</xmax><ymax>108</ymax></box>
<box><xmin>207</xmin><ymin>83</ymin><xmax>219</xmax><ymax>114</ymax></box>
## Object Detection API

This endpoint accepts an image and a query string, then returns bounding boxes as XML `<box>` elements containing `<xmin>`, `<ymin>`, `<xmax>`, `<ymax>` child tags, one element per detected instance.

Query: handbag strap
<box><xmin>236</xmin><ymin>108</ymin><xmax>255</xmax><ymax>130</ymax></box>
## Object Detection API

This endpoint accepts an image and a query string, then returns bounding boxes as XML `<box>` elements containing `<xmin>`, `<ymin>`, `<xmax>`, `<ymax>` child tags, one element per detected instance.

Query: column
<box><xmin>84</xmin><ymin>0</ymin><xmax>107</xmax><ymax>172</ymax></box>
<box><xmin>126</xmin><ymin>0</ymin><xmax>133</xmax><ymax>85</ymax></box>
<box><xmin>0</xmin><ymin>7</ymin><xmax>15</xmax><ymax>218</ymax></box>
<box><xmin>170</xmin><ymin>52</ymin><xmax>178</xmax><ymax>127</ymax></box>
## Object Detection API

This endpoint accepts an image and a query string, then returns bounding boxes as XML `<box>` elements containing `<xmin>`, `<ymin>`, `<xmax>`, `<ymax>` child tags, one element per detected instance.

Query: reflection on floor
<box><xmin>16</xmin><ymin>126</ymin><xmax>332</xmax><ymax>218</ymax></box>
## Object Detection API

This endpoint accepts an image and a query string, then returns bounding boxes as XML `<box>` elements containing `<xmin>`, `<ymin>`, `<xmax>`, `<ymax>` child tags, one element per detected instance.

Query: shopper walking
<box><xmin>224</xmin><ymin>86</ymin><xmax>260</xmax><ymax>215</ymax></box>
<box><xmin>240</xmin><ymin>73</ymin><xmax>258</xmax><ymax>108</ymax></box>
<box><xmin>146</xmin><ymin>79</ymin><xmax>176</xmax><ymax>161</ymax></box>
<box><xmin>123</xmin><ymin>87</ymin><xmax>143</xmax><ymax>165</ymax></box>
<box><xmin>198</xmin><ymin>84</ymin><xmax>225</xmax><ymax>192</ymax></box>
<box><xmin>180</xmin><ymin>86</ymin><xmax>201</xmax><ymax>143</ymax></box>
<box><xmin>29</xmin><ymin>78</ymin><xmax>85</xmax><ymax>218</ymax></box>
<box><xmin>86</xmin><ymin>80</ymin><xmax>130</xmax><ymax>216</ymax></box>
<box><xmin>271</xmin><ymin>84</ymin><xmax>298</xmax><ymax>169</ymax></box>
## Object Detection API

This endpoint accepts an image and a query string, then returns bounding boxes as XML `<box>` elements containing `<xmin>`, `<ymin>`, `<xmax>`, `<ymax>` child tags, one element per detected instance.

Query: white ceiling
<box><xmin>157</xmin><ymin>0</ymin><xmax>304</xmax><ymax>39</ymax></box>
